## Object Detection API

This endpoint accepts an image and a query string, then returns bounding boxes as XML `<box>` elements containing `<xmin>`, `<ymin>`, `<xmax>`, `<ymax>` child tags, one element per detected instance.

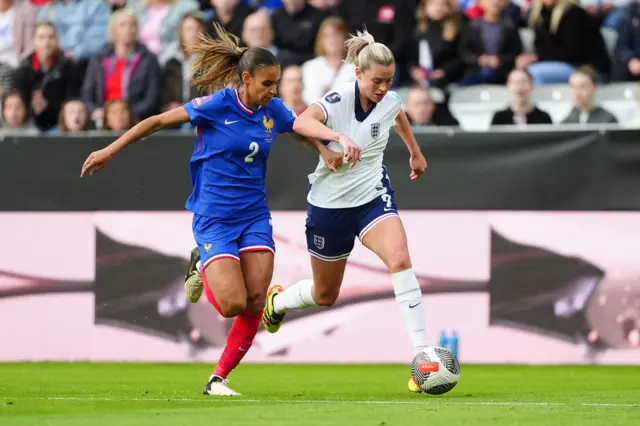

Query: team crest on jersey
<box><xmin>324</xmin><ymin>92</ymin><xmax>341</xmax><ymax>104</ymax></box>
<box><xmin>263</xmin><ymin>115</ymin><xmax>274</xmax><ymax>142</ymax></box>
<box><xmin>263</xmin><ymin>115</ymin><xmax>274</xmax><ymax>133</ymax></box>
<box><xmin>313</xmin><ymin>235</ymin><xmax>325</xmax><ymax>250</ymax></box>
<box><xmin>191</xmin><ymin>95</ymin><xmax>213</xmax><ymax>108</ymax></box>
<box><xmin>204</xmin><ymin>243</ymin><xmax>212</xmax><ymax>252</ymax></box>
<box><xmin>371</xmin><ymin>123</ymin><xmax>380</xmax><ymax>139</ymax></box>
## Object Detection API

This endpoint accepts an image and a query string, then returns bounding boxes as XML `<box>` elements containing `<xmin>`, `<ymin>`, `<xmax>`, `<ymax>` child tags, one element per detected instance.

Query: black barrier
<box><xmin>1</xmin><ymin>129</ymin><xmax>639</xmax><ymax>211</ymax></box>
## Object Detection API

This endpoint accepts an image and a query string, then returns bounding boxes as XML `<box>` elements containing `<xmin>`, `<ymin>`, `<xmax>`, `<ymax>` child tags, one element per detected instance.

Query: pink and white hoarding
<box><xmin>0</xmin><ymin>211</ymin><xmax>638</xmax><ymax>365</ymax></box>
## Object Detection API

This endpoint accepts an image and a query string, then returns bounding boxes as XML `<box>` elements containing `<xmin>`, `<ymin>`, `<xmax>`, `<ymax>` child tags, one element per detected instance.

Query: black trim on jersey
<box><xmin>354</xmin><ymin>81</ymin><xmax>377</xmax><ymax>122</ymax></box>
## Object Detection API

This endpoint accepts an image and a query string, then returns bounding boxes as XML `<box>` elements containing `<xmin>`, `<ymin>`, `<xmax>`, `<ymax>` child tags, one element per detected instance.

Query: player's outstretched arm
<box><xmin>394</xmin><ymin>109</ymin><xmax>427</xmax><ymax>180</ymax></box>
<box><xmin>293</xmin><ymin>104</ymin><xmax>361</xmax><ymax>166</ymax></box>
<box><xmin>80</xmin><ymin>107</ymin><xmax>191</xmax><ymax>177</ymax></box>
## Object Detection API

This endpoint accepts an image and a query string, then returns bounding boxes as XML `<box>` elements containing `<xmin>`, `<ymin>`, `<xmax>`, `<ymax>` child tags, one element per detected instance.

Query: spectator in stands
<box><xmin>406</xmin><ymin>86</ymin><xmax>460</xmax><ymax>126</ymax></box>
<box><xmin>82</xmin><ymin>9</ymin><xmax>162</xmax><ymax>125</ymax></box>
<box><xmin>279</xmin><ymin>65</ymin><xmax>307</xmax><ymax>114</ymax></box>
<box><xmin>301</xmin><ymin>16</ymin><xmax>354</xmax><ymax>106</ymax></box>
<box><xmin>410</xmin><ymin>0</ymin><xmax>463</xmax><ymax>89</ymax></box>
<box><xmin>464</xmin><ymin>0</ymin><xmax>527</xmax><ymax>27</ymax></box>
<box><xmin>338</xmin><ymin>0</ymin><xmax>416</xmax><ymax>82</ymax></box>
<box><xmin>161</xmin><ymin>12</ymin><xmax>205</xmax><ymax>109</ymax></box>
<box><xmin>16</xmin><ymin>22</ymin><xmax>76</xmax><ymax>132</ymax></box>
<box><xmin>130</xmin><ymin>0</ymin><xmax>199</xmax><ymax>57</ymax></box>
<box><xmin>2</xmin><ymin>0</ymin><xmax>38</xmax><ymax>66</ymax></box>
<box><xmin>613</xmin><ymin>2</ymin><xmax>640</xmax><ymax>82</ymax></box>
<box><xmin>241</xmin><ymin>9</ymin><xmax>277</xmax><ymax>54</ymax></box>
<box><xmin>207</xmin><ymin>0</ymin><xmax>254</xmax><ymax>40</ymax></box>
<box><xmin>37</xmin><ymin>0</ymin><xmax>110</xmax><ymax>62</ymax></box>
<box><xmin>490</xmin><ymin>68</ymin><xmax>553</xmax><ymax>125</ymax></box>
<box><xmin>515</xmin><ymin>0</ymin><xmax>610</xmax><ymax>85</ymax></box>
<box><xmin>580</xmin><ymin>0</ymin><xmax>626</xmax><ymax>31</ymax></box>
<box><xmin>308</xmin><ymin>0</ymin><xmax>338</xmax><ymax>14</ymax></box>
<box><xmin>106</xmin><ymin>0</ymin><xmax>127</xmax><ymax>12</ymax></box>
<box><xmin>103</xmin><ymin>99</ymin><xmax>135</xmax><ymax>131</ymax></box>
<box><xmin>561</xmin><ymin>66</ymin><xmax>617</xmax><ymax>124</ymax></box>
<box><xmin>0</xmin><ymin>63</ymin><xmax>15</xmax><ymax>99</ymax></box>
<box><xmin>272</xmin><ymin>0</ymin><xmax>326</xmax><ymax>67</ymax></box>
<box><xmin>1</xmin><ymin>90</ymin><xmax>36</xmax><ymax>131</ymax></box>
<box><xmin>459</xmin><ymin>0</ymin><xmax>522</xmax><ymax>86</ymax></box>
<box><xmin>57</xmin><ymin>99</ymin><xmax>94</xmax><ymax>133</ymax></box>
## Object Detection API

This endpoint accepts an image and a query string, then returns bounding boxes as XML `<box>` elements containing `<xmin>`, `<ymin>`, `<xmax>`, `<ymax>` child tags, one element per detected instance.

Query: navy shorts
<box><xmin>192</xmin><ymin>213</ymin><xmax>275</xmax><ymax>269</ymax></box>
<box><xmin>305</xmin><ymin>169</ymin><xmax>399</xmax><ymax>261</ymax></box>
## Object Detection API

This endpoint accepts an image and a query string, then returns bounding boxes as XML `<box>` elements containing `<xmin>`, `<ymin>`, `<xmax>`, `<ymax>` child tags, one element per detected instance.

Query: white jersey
<box><xmin>307</xmin><ymin>81</ymin><xmax>402</xmax><ymax>209</ymax></box>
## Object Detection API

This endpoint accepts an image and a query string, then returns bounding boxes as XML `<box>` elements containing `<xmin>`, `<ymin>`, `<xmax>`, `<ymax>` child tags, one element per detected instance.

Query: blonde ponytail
<box><xmin>344</xmin><ymin>29</ymin><xmax>395</xmax><ymax>70</ymax></box>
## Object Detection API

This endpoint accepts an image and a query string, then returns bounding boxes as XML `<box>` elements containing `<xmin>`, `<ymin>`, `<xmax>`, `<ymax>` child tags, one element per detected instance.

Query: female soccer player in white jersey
<box><xmin>262</xmin><ymin>30</ymin><xmax>429</xmax><ymax>393</ymax></box>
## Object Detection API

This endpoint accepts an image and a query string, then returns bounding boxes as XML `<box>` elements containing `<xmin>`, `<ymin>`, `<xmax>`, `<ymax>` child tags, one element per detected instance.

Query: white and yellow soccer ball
<box><xmin>411</xmin><ymin>346</ymin><xmax>460</xmax><ymax>395</ymax></box>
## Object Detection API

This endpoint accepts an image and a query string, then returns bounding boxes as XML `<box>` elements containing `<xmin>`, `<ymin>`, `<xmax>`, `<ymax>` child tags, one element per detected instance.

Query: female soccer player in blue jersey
<box><xmin>81</xmin><ymin>24</ymin><xmax>360</xmax><ymax>396</ymax></box>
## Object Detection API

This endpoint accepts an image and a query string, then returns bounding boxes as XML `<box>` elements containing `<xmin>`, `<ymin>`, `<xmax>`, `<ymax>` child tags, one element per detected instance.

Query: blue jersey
<box><xmin>183</xmin><ymin>88</ymin><xmax>296</xmax><ymax>219</ymax></box>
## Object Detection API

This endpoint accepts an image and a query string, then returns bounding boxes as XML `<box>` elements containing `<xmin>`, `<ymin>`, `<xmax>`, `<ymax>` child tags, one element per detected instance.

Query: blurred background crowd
<box><xmin>1</xmin><ymin>0</ymin><xmax>640</xmax><ymax>134</ymax></box>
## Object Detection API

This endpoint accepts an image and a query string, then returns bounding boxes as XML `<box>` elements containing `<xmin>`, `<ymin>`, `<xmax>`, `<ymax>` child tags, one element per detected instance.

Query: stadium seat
<box><xmin>448</xmin><ymin>85</ymin><xmax>510</xmax><ymax>130</ymax></box>
<box><xmin>600</xmin><ymin>28</ymin><xmax>618</xmax><ymax>60</ymax></box>
<box><xmin>596</xmin><ymin>82</ymin><xmax>640</xmax><ymax>124</ymax></box>
<box><xmin>519</xmin><ymin>28</ymin><xmax>534</xmax><ymax>53</ymax></box>
<box><xmin>531</xmin><ymin>84</ymin><xmax>573</xmax><ymax>123</ymax></box>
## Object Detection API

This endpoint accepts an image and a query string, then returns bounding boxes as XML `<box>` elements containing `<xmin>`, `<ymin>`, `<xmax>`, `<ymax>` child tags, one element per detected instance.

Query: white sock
<box><xmin>392</xmin><ymin>269</ymin><xmax>429</xmax><ymax>355</ymax></box>
<box><xmin>273</xmin><ymin>279</ymin><xmax>318</xmax><ymax>314</ymax></box>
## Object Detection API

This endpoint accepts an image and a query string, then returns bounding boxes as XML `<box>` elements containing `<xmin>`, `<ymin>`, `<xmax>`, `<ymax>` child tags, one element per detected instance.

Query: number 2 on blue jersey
<box><xmin>245</xmin><ymin>142</ymin><xmax>259</xmax><ymax>163</ymax></box>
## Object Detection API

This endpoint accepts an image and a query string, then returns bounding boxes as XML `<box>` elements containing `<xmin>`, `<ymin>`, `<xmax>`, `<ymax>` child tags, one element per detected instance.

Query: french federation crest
<box><xmin>313</xmin><ymin>235</ymin><xmax>325</xmax><ymax>250</ymax></box>
<box><xmin>263</xmin><ymin>115</ymin><xmax>274</xmax><ymax>133</ymax></box>
<box><xmin>371</xmin><ymin>123</ymin><xmax>380</xmax><ymax>139</ymax></box>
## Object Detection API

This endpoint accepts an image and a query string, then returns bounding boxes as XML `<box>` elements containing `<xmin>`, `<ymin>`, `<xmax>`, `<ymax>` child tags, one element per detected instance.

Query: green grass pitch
<box><xmin>1</xmin><ymin>363</ymin><xmax>639</xmax><ymax>425</ymax></box>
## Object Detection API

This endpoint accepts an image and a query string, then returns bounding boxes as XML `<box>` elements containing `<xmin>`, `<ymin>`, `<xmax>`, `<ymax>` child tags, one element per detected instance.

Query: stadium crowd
<box><xmin>0</xmin><ymin>0</ymin><xmax>639</xmax><ymax>133</ymax></box>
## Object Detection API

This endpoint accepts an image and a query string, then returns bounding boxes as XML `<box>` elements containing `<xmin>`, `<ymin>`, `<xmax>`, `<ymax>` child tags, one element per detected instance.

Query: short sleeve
<box><xmin>271</xmin><ymin>98</ymin><xmax>297</xmax><ymax>134</ymax></box>
<box><xmin>183</xmin><ymin>91</ymin><xmax>225</xmax><ymax>126</ymax></box>
<box><xmin>313</xmin><ymin>89</ymin><xmax>345</xmax><ymax>125</ymax></box>
<box><xmin>387</xmin><ymin>90</ymin><xmax>403</xmax><ymax>119</ymax></box>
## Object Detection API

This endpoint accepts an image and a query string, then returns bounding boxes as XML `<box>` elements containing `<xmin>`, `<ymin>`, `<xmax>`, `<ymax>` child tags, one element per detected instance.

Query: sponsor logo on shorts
<box><xmin>313</xmin><ymin>235</ymin><xmax>325</xmax><ymax>250</ymax></box>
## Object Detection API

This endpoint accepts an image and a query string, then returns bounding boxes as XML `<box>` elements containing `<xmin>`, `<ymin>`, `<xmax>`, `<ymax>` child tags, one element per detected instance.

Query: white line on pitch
<box><xmin>0</xmin><ymin>397</ymin><xmax>638</xmax><ymax>407</ymax></box>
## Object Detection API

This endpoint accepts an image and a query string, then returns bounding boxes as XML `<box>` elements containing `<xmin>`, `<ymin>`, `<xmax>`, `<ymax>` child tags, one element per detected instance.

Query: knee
<box><xmin>313</xmin><ymin>286</ymin><xmax>340</xmax><ymax>307</ymax></box>
<box><xmin>246</xmin><ymin>290</ymin><xmax>267</xmax><ymax>313</ymax></box>
<box><xmin>218</xmin><ymin>297</ymin><xmax>247</xmax><ymax>318</ymax></box>
<box><xmin>386</xmin><ymin>248</ymin><xmax>412</xmax><ymax>273</ymax></box>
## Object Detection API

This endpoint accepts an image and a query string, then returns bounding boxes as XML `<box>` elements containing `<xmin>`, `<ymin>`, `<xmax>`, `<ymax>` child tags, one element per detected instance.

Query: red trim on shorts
<box><xmin>202</xmin><ymin>254</ymin><xmax>240</xmax><ymax>271</ymax></box>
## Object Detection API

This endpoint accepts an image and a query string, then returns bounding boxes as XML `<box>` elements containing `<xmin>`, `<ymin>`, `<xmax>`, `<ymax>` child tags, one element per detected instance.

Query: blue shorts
<box><xmin>193</xmin><ymin>213</ymin><xmax>275</xmax><ymax>269</ymax></box>
<box><xmin>305</xmin><ymin>171</ymin><xmax>398</xmax><ymax>261</ymax></box>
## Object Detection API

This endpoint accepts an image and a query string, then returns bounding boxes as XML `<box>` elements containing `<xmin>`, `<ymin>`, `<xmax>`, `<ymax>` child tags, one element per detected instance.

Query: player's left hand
<box><xmin>409</xmin><ymin>152</ymin><xmax>427</xmax><ymax>180</ymax></box>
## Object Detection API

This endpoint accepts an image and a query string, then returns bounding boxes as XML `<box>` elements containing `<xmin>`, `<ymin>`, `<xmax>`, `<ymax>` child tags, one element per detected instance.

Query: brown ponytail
<box><xmin>187</xmin><ymin>22</ymin><xmax>279</xmax><ymax>94</ymax></box>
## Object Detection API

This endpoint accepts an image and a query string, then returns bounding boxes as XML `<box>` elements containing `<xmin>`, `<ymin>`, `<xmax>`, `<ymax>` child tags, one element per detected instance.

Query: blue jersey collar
<box><xmin>354</xmin><ymin>81</ymin><xmax>376</xmax><ymax>122</ymax></box>
<box><xmin>234</xmin><ymin>89</ymin><xmax>261</xmax><ymax>115</ymax></box>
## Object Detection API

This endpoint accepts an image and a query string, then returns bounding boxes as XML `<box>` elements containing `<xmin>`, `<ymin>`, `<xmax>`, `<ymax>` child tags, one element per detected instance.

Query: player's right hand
<box><xmin>321</xmin><ymin>149</ymin><xmax>343</xmax><ymax>172</ymax></box>
<box><xmin>81</xmin><ymin>148</ymin><xmax>113</xmax><ymax>177</ymax></box>
<box><xmin>337</xmin><ymin>134</ymin><xmax>361</xmax><ymax>168</ymax></box>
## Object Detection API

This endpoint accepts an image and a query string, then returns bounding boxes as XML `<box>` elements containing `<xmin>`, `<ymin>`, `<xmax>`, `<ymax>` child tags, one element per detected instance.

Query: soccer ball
<box><xmin>411</xmin><ymin>346</ymin><xmax>460</xmax><ymax>395</ymax></box>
